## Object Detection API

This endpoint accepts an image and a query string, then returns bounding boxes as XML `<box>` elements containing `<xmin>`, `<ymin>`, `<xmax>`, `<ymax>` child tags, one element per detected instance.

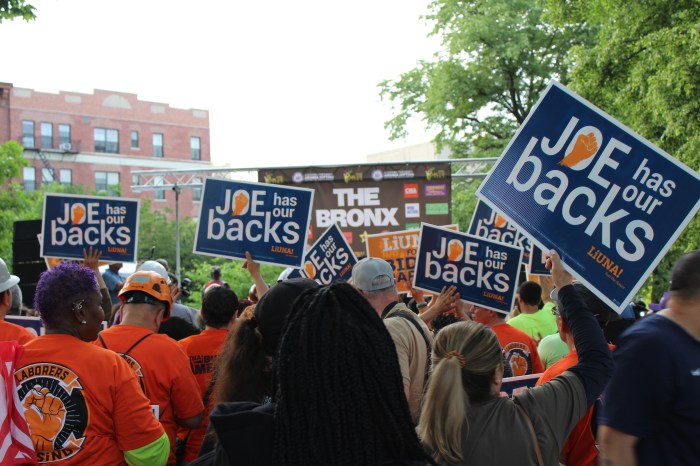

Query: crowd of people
<box><xmin>0</xmin><ymin>246</ymin><xmax>698</xmax><ymax>465</ymax></box>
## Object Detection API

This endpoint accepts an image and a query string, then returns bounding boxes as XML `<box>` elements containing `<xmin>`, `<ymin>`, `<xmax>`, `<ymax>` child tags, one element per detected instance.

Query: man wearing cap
<box><xmin>471</xmin><ymin>304</ymin><xmax>544</xmax><ymax>377</ymax></box>
<box><xmin>0</xmin><ymin>258</ymin><xmax>34</xmax><ymax>344</ymax></box>
<box><xmin>96</xmin><ymin>271</ymin><xmax>204</xmax><ymax>465</ymax></box>
<box><xmin>536</xmin><ymin>282</ymin><xmax>618</xmax><ymax>466</ymax></box>
<box><xmin>352</xmin><ymin>257</ymin><xmax>433</xmax><ymax>422</ymax></box>
<box><xmin>599</xmin><ymin>250</ymin><xmax>700</xmax><ymax>466</ymax></box>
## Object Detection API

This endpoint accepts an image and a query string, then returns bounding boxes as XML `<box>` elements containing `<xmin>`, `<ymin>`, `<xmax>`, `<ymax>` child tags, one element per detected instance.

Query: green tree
<box><xmin>380</xmin><ymin>0</ymin><xmax>593</xmax><ymax>157</ymax></box>
<box><xmin>0</xmin><ymin>0</ymin><xmax>35</xmax><ymax>23</ymax></box>
<box><xmin>547</xmin><ymin>0</ymin><xmax>700</xmax><ymax>303</ymax></box>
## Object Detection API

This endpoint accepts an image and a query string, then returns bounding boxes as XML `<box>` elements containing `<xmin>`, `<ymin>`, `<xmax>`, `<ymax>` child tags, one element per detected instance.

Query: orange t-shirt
<box><xmin>536</xmin><ymin>345</ymin><xmax>614</xmax><ymax>466</ymax></box>
<box><xmin>0</xmin><ymin>320</ymin><xmax>36</xmax><ymax>345</ymax></box>
<box><xmin>176</xmin><ymin>328</ymin><xmax>228</xmax><ymax>461</ymax></box>
<box><xmin>96</xmin><ymin>325</ymin><xmax>204</xmax><ymax>465</ymax></box>
<box><xmin>492</xmin><ymin>323</ymin><xmax>545</xmax><ymax>376</ymax></box>
<box><xmin>15</xmin><ymin>334</ymin><xmax>165</xmax><ymax>465</ymax></box>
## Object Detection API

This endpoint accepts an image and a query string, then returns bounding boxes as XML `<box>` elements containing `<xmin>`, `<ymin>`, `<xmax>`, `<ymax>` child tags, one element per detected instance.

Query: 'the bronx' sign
<box><xmin>477</xmin><ymin>81</ymin><xmax>700</xmax><ymax>313</ymax></box>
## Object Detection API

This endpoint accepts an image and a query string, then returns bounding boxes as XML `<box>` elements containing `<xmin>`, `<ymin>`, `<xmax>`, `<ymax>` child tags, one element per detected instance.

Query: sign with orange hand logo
<box><xmin>468</xmin><ymin>201</ymin><xmax>531</xmax><ymax>265</ymax></box>
<box><xmin>366</xmin><ymin>225</ymin><xmax>458</xmax><ymax>293</ymax></box>
<box><xmin>41</xmin><ymin>194</ymin><xmax>139</xmax><ymax>262</ymax></box>
<box><xmin>414</xmin><ymin>223</ymin><xmax>523</xmax><ymax>314</ymax></box>
<box><xmin>477</xmin><ymin>80</ymin><xmax>700</xmax><ymax>314</ymax></box>
<box><xmin>299</xmin><ymin>224</ymin><xmax>357</xmax><ymax>285</ymax></box>
<box><xmin>194</xmin><ymin>178</ymin><xmax>314</xmax><ymax>267</ymax></box>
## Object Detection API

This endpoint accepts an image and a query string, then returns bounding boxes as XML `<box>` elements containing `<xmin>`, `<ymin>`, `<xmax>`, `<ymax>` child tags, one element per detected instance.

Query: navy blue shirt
<box><xmin>600</xmin><ymin>313</ymin><xmax>700</xmax><ymax>465</ymax></box>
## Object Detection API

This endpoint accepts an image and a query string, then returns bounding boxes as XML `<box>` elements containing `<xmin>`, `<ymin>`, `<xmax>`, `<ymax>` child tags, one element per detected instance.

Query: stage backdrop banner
<box><xmin>300</xmin><ymin>224</ymin><xmax>357</xmax><ymax>285</ymax></box>
<box><xmin>194</xmin><ymin>178</ymin><xmax>314</xmax><ymax>268</ymax></box>
<box><xmin>414</xmin><ymin>223</ymin><xmax>523</xmax><ymax>314</ymax></box>
<box><xmin>366</xmin><ymin>224</ymin><xmax>458</xmax><ymax>293</ymax></box>
<box><xmin>477</xmin><ymin>81</ymin><xmax>700</xmax><ymax>314</ymax></box>
<box><xmin>41</xmin><ymin>193</ymin><xmax>139</xmax><ymax>262</ymax></box>
<box><xmin>468</xmin><ymin>200</ymin><xmax>532</xmax><ymax>265</ymax></box>
<box><xmin>258</xmin><ymin>163</ymin><xmax>452</xmax><ymax>259</ymax></box>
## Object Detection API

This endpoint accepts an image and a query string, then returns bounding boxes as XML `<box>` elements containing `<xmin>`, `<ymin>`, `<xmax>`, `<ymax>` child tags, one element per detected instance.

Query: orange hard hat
<box><xmin>118</xmin><ymin>271</ymin><xmax>173</xmax><ymax>319</ymax></box>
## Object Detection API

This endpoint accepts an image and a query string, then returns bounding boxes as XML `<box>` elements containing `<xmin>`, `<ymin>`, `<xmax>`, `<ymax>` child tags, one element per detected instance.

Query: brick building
<box><xmin>0</xmin><ymin>82</ymin><xmax>214</xmax><ymax>219</ymax></box>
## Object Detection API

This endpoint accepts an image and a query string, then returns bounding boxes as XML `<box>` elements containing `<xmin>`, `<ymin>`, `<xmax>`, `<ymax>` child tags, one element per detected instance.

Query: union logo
<box><xmin>15</xmin><ymin>363</ymin><xmax>88</xmax><ymax>463</ymax></box>
<box><xmin>503</xmin><ymin>342</ymin><xmax>532</xmax><ymax>377</ymax></box>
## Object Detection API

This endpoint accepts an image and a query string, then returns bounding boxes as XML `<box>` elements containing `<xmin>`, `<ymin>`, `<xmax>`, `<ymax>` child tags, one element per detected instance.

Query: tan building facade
<box><xmin>0</xmin><ymin>82</ymin><xmax>214</xmax><ymax>219</ymax></box>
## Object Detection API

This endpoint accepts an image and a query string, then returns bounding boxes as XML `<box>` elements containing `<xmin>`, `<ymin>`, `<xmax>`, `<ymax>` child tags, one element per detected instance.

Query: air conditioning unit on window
<box><xmin>59</xmin><ymin>142</ymin><xmax>72</xmax><ymax>151</ymax></box>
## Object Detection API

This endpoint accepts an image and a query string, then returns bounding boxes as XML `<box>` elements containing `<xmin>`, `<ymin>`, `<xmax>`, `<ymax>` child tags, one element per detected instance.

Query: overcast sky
<box><xmin>1</xmin><ymin>0</ymin><xmax>440</xmax><ymax>168</ymax></box>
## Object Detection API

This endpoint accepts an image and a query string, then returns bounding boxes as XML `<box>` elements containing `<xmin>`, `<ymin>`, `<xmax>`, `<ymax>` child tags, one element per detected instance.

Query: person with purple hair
<box><xmin>14</xmin><ymin>262</ymin><xmax>169</xmax><ymax>465</ymax></box>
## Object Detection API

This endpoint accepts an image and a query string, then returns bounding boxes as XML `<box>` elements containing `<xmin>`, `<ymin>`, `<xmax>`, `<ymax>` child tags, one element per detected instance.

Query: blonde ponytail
<box><xmin>418</xmin><ymin>321</ymin><xmax>503</xmax><ymax>465</ymax></box>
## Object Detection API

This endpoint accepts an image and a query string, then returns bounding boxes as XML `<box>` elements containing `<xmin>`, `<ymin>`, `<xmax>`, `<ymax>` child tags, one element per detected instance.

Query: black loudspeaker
<box><xmin>12</xmin><ymin>219</ymin><xmax>45</xmax><ymax>308</ymax></box>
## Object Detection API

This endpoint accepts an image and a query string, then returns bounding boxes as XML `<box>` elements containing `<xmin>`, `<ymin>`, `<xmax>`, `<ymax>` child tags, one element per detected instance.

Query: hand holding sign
<box><xmin>546</xmin><ymin>251</ymin><xmax>574</xmax><ymax>290</ymax></box>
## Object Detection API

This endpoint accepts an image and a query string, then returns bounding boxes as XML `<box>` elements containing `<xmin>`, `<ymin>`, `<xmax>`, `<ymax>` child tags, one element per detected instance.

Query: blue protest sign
<box><xmin>468</xmin><ymin>200</ymin><xmax>532</xmax><ymax>265</ymax></box>
<box><xmin>6</xmin><ymin>316</ymin><xmax>43</xmax><ymax>337</ymax></box>
<box><xmin>477</xmin><ymin>81</ymin><xmax>700</xmax><ymax>313</ymax></box>
<box><xmin>414</xmin><ymin>223</ymin><xmax>523</xmax><ymax>314</ymax></box>
<box><xmin>300</xmin><ymin>224</ymin><xmax>357</xmax><ymax>284</ymax></box>
<box><xmin>528</xmin><ymin>245</ymin><xmax>551</xmax><ymax>276</ymax></box>
<box><xmin>5</xmin><ymin>316</ymin><xmax>108</xmax><ymax>336</ymax></box>
<box><xmin>194</xmin><ymin>178</ymin><xmax>314</xmax><ymax>268</ymax></box>
<box><xmin>500</xmin><ymin>373</ymin><xmax>542</xmax><ymax>398</ymax></box>
<box><xmin>41</xmin><ymin>194</ymin><xmax>139</xmax><ymax>262</ymax></box>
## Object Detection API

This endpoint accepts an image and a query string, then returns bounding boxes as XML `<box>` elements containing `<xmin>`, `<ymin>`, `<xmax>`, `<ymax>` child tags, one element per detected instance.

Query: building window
<box><xmin>41</xmin><ymin>122</ymin><xmax>53</xmax><ymax>149</ymax></box>
<box><xmin>22</xmin><ymin>120</ymin><xmax>35</xmax><ymax>148</ymax></box>
<box><xmin>22</xmin><ymin>167</ymin><xmax>36</xmax><ymax>192</ymax></box>
<box><xmin>59</xmin><ymin>124</ymin><xmax>71</xmax><ymax>148</ymax></box>
<box><xmin>60</xmin><ymin>169</ymin><xmax>72</xmax><ymax>186</ymax></box>
<box><xmin>190</xmin><ymin>137</ymin><xmax>201</xmax><ymax>160</ymax></box>
<box><xmin>131</xmin><ymin>131</ymin><xmax>139</xmax><ymax>149</ymax></box>
<box><xmin>131</xmin><ymin>174</ymin><xmax>140</xmax><ymax>186</ymax></box>
<box><xmin>42</xmin><ymin>168</ymin><xmax>55</xmax><ymax>184</ymax></box>
<box><xmin>192</xmin><ymin>177</ymin><xmax>202</xmax><ymax>201</ymax></box>
<box><xmin>95</xmin><ymin>171</ymin><xmax>120</xmax><ymax>196</ymax></box>
<box><xmin>154</xmin><ymin>175</ymin><xmax>165</xmax><ymax>200</ymax></box>
<box><xmin>94</xmin><ymin>128</ymin><xmax>119</xmax><ymax>153</ymax></box>
<box><xmin>153</xmin><ymin>133</ymin><xmax>164</xmax><ymax>157</ymax></box>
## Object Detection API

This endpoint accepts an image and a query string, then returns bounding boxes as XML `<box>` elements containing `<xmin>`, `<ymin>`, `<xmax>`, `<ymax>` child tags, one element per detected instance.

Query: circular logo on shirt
<box><xmin>15</xmin><ymin>363</ymin><xmax>88</xmax><ymax>463</ymax></box>
<box><xmin>503</xmin><ymin>342</ymin><xmax>532</xmax><ymax>377</ymax></box>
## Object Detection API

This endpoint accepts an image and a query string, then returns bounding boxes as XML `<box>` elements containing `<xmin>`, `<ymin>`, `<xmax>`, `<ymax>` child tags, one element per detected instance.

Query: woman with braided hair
<box><xmin>418</xmin><ymin>251</ymin><xmax>613</xmax><ymax>465</ymax></box>
<box><xmin>195</xmin><ymin>281</ymin><xmax>432</xmax><ymax>466</ymax></box>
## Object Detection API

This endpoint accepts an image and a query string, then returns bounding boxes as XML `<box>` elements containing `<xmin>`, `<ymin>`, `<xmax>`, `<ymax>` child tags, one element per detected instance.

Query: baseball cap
<box><xmin>0</xmin><ymin>258</ymin><xmax>20</xmax><ymax>294</ymax></box>
<box><xmin>351</xmin><ymin>257</ymin><xmax>395</xmax><ymax>291</ymax></box>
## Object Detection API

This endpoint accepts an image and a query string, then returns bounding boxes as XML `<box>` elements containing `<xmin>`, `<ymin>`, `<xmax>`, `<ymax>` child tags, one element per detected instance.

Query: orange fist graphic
<box><xmin>232</xmin><ymin>192</ymin><xmax>250</xmax><ymax>216</ymax></box>
<box><xmin>560</xmin><ymin>132</ymin><xmax>598</xmax><ymax>168</ymax></box>
<box><xmin>494</xmin><ymin>215</ymin><xmax>507</xmax><ymax>228</ymax></box>
<box><xmin>23</xmin><ymin>386</ymin><xmax>66</xmax><ymax>452</ymax></box>
<box><xmin>304</xmin><ymin>262</ymin><xmax>315</xmax><ymax>279</ymax></box>
<box><xmin>71</xmin><ymin>204</ymin><xmax>86</xmax><ymax>225</ymax></box>
<box><xmin>510</xmin><ymin>353</ymin><xmax>528</xmax><ymax>377</ymax></box>
<box><xmin>447</xmin><ymin>240</ymin><xmax>464</xmax><ymax>262</ymax></box>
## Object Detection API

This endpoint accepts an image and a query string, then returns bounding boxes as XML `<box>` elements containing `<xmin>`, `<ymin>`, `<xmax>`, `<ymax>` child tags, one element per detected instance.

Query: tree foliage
<box><xmin>547</xmin><ymin>0</ymin><xmax>700</xmax><ymax>302</ymax></box>
<box><xmin>0</xmin><ymin>0</ymin><xmax>35</xmax><ymax>23</ymax></box>
<box><xmin>380</xmin><ymin>0</ymin><xmax>593</xmax><ymax>157</ymax></box>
